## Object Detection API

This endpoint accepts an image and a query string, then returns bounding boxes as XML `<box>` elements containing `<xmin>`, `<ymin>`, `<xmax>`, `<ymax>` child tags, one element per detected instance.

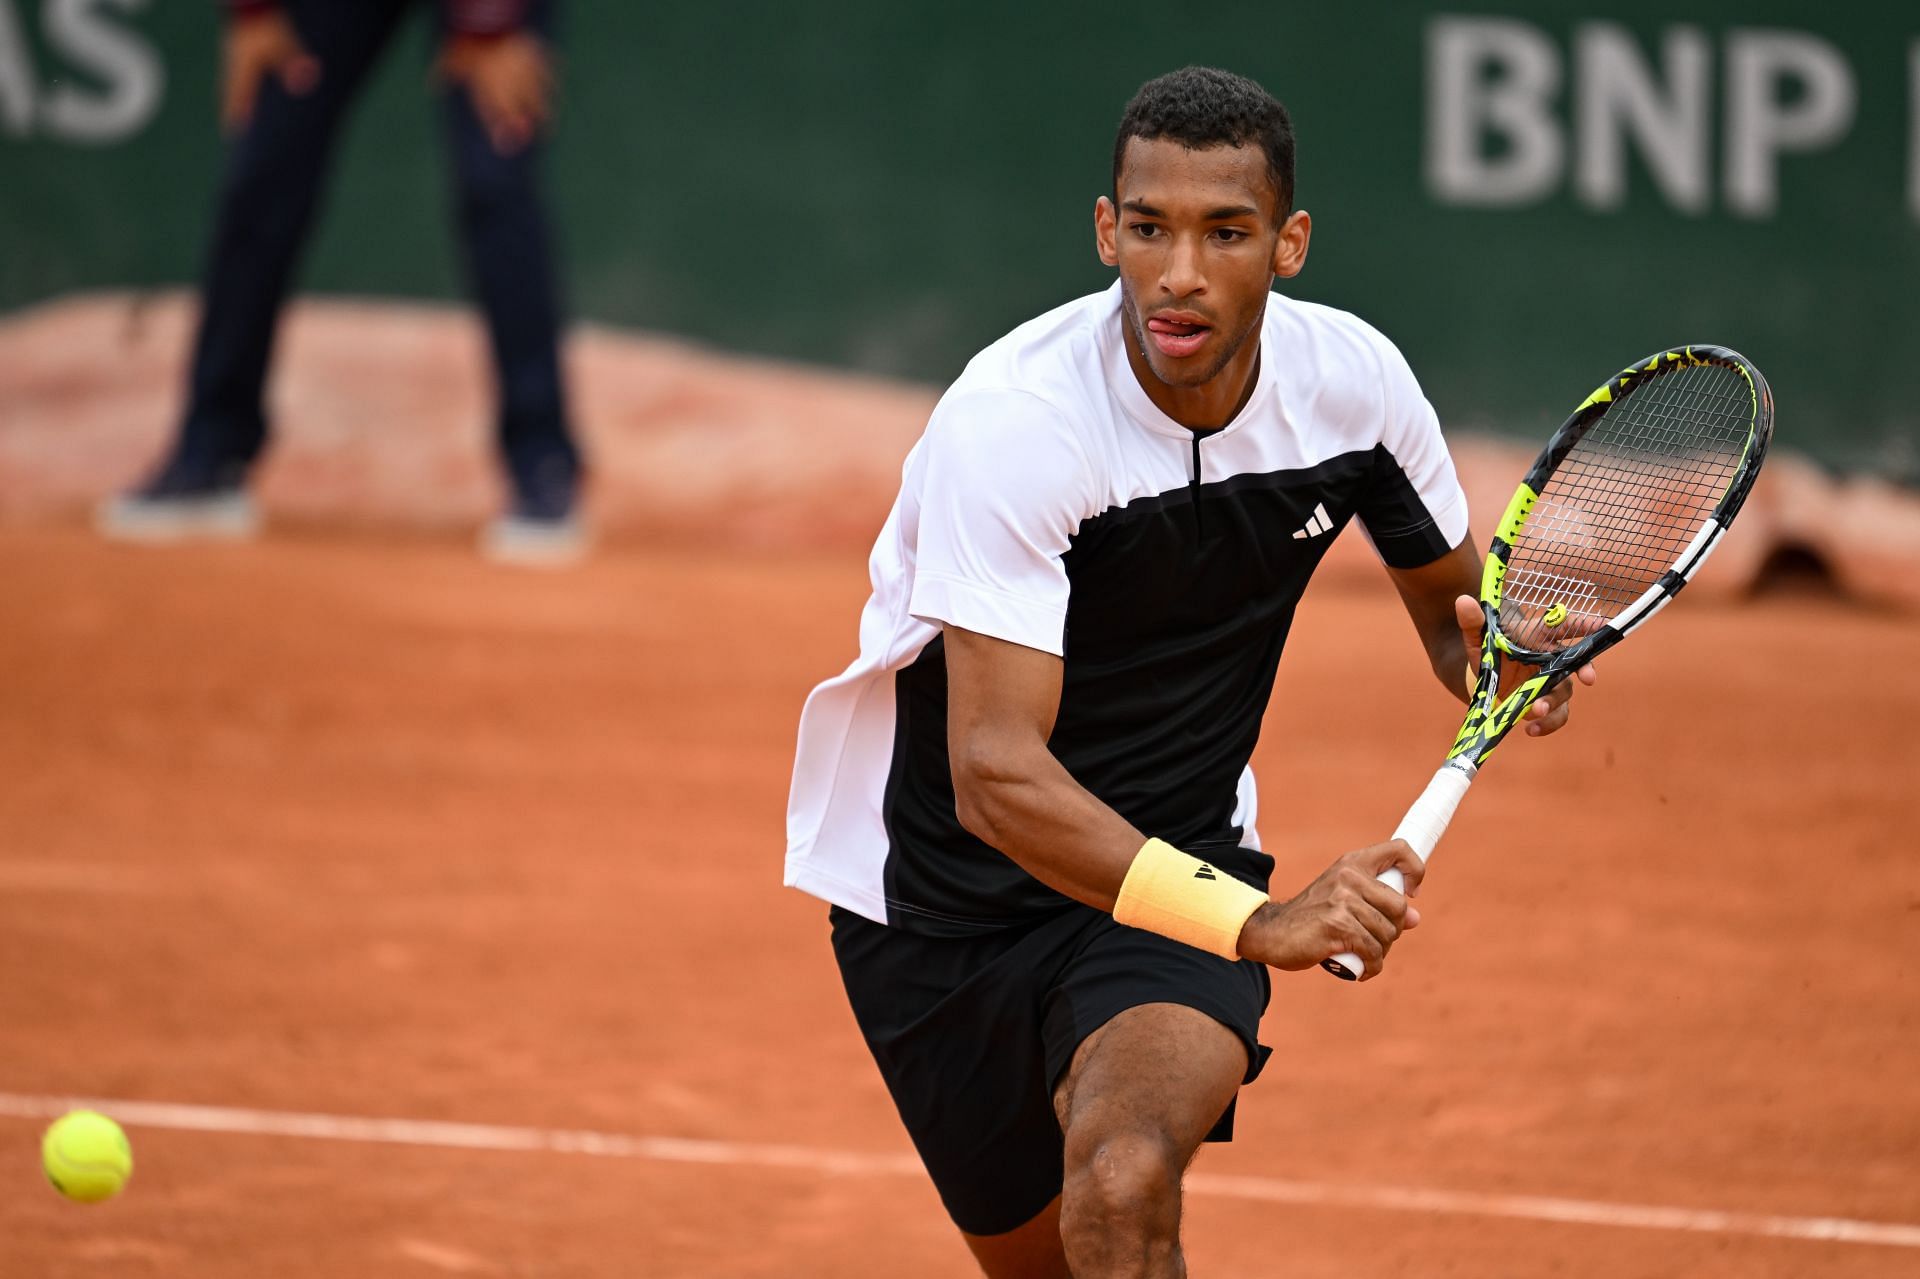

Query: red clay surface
<box><xmin>2</xmin><ymin>521</ymin><xmax>1916</xmax><ymax>1277</ymax></box>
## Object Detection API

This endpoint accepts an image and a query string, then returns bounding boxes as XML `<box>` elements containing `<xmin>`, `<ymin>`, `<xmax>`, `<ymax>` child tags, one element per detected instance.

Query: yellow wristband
<box><xmin>1112</xmin><ymin>838</ymin><xmax>1268</xmax><ymax>960</ymax></box>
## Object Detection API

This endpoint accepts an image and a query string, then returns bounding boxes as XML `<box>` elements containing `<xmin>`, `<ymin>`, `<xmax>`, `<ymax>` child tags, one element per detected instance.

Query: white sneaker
<box><xmin>480</xmin><ymin>512</ymin><xmax>588</xmax><ymax>566</ymax></box>
<box><xmin>97</xmin><ymin>488</ymin><xmax>260</xmax><ymax>543</ymax></box>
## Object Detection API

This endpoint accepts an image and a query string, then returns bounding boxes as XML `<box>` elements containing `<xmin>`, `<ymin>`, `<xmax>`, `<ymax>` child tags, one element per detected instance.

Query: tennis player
<box><xmin>785</xmin><ymin>66</ymin><xmax>1590</xmax><ymax>1278</ymax></box>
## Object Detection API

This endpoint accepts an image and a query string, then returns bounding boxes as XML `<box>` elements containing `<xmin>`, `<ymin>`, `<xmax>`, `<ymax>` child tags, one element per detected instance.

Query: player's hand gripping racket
<box><xmin>1324</xmin><ymin>345</ymin><xmax>1774</xmax><ymax>979</ymax></box>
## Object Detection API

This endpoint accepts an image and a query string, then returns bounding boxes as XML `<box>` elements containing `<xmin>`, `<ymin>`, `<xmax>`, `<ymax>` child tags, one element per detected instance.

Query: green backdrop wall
<box><xmin>3</xmin><ymin>1</ymin><xmax>1915</xmax><ymax>475</ymax></box>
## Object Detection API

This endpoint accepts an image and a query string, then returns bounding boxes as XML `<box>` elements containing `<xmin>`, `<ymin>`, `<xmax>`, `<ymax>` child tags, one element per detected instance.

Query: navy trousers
<box><xmin>169</xmin><ymin>0</ymin><xmax>579</xmax><ymax>518</ymax></box>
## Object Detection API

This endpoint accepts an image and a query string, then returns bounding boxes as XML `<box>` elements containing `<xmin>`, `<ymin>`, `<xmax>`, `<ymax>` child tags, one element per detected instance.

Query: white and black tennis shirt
<box><xmin>785</xmin><ymin>282</ymin><xmax>1469</xmax><ymax>936</ymax></box>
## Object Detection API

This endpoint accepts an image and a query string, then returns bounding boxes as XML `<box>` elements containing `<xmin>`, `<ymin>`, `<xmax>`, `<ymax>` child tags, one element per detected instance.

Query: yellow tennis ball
<box><xmin>42</xmin><ymin>1110</ymin><xmax>133</xmax><ymax>1203</ymax></box>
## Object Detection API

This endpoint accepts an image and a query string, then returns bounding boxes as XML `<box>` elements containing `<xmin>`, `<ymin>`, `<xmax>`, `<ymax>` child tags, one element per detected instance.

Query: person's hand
<box><xmin>437</xmin><ymin>32</ymin><xmax>553</xmax><ymax>154</ymax></box>
<box><xmin>222</xmin><ymin>8</ymin><xmax>320</xmax><ymax>132</ymax></box>
<box><xmin>1454</xmin><ymin>594</ymin><xmax>1597</xmax><ymax>737</ymax></box>
<box><xmin>1235</xmin><ymin>841</ymin><xmax>1423</xmax><ymax>980</ymax></box>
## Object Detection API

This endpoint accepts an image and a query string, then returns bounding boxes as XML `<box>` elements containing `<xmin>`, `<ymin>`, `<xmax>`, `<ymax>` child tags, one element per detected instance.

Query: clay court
<box><xmin>2</xmin><ymin>298</ymin><xmax>1918</xmax><ymax>1276</ymax></box>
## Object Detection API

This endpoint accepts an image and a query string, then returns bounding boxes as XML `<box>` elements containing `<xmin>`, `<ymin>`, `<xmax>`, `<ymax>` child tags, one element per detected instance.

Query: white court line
<box><xmin>3</xmin><ymin>1093</ymin><xmax>1916</xmax><ymax>1250</ymax></box>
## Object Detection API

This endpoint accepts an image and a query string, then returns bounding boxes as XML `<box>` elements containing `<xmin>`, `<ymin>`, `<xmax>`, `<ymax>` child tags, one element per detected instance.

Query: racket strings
<box><xmin>1503</xmin><ymin>362</ymin><xmax>1752</xmax><ymax>651</ymax></box>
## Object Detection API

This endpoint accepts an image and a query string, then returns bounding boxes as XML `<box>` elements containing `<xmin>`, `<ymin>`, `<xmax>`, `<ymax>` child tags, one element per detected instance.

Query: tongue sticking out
<box><xmin>1146</xmin><ymin>316</ymin><xmax>1210</xmax><ymax>358</ymax></box>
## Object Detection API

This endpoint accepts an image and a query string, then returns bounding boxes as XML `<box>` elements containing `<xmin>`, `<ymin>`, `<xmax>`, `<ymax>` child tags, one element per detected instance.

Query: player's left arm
<box><xmin>1362</xmin><ymin>328</ymin><xmax>1595</xmax><ymax>740</ymax></box>
<box><xmin>1384</xmin><ymin>538</ymin><xmax>1596</xmax><ymax>738</ymax></box>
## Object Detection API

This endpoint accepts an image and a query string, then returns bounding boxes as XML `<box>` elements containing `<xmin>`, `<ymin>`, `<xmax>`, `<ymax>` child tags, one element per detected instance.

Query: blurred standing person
<box><xmin>100</xmin><ymin>0</ymin><xmax>585</xmax><ymax>563</ymax></box>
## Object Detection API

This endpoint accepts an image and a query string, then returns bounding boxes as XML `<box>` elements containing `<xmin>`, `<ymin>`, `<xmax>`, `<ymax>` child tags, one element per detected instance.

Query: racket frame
<box><xmin>1451</xmin><ymin>343</ymin><xmax>1772</xmax><ymax>770</ymax></box>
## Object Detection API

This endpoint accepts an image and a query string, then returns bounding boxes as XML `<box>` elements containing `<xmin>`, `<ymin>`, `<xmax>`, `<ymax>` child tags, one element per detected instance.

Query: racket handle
<box><xmin>1323</xmin><ymin>762</ymin><xmax>1476</xmax><ymax>981</ymax></box>
<box><xmin>1391</xmin><ymin>760</ymin><xmax>1476</xmax><ymax>864</ymax></box>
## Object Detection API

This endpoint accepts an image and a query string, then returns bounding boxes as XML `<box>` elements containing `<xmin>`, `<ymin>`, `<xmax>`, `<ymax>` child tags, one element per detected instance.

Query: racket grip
<box><xmin>1391</xmin><ymin>761</ymin><xmax>1476</xmax><ymax>864</ymax></box>
<box><xmin>1323</xmin><ymin>762</ymin><xmax>1476</xmax><ymax>981</ymax></box>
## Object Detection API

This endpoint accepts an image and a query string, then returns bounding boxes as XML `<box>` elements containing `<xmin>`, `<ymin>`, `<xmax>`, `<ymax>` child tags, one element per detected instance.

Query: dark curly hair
<box><xmin>1112</xmin><ymin>67</ymin><xmax>1296</xmax><ymax>216</ymax></box>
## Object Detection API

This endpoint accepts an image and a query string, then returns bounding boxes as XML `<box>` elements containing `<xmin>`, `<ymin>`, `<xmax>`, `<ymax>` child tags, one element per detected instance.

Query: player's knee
<box><xmin>1060</xmin><ymin>1127</ymin><xmax>1183</xmax><ymax>1239</ymax></box>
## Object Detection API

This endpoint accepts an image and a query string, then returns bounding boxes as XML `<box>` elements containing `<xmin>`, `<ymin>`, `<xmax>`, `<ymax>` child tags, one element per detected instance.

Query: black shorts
<box><xmin>829</xmin><ymin>902</ymin><xmax>1272</xmax><ymax>1237</ymax></box>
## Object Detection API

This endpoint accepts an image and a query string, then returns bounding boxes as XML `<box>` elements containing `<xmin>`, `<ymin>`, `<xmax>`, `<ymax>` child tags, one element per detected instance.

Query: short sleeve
<box><xmin>907</xmin><ymin>389</ymin><xmax>1096</xmax><ymax>657</ymax></box>
<box><xmin>1356</xmin><ymin>340</ymin><xmax>1470</xmax><ymax>569</ymax></box>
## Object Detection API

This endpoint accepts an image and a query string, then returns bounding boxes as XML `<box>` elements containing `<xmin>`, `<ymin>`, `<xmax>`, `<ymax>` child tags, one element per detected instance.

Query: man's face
<box><xmin>1096</xmin><ymin>137</ymin><xmax>1307</xmax><ymax>395</ymax></box>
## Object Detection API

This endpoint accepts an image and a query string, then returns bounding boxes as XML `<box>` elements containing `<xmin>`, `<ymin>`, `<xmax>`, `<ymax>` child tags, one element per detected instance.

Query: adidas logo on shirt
<box><xmin>1291</xmin><ymin>502</ymin><xmax>1334</xmax><ymax>540</ymax></box>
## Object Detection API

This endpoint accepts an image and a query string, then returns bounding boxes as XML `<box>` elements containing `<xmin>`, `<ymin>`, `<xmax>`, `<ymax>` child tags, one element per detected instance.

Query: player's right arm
<box><xmin>944</xmin><ymin>624</ymin><xmax>1425</xmax><ymax>979</ymax></box>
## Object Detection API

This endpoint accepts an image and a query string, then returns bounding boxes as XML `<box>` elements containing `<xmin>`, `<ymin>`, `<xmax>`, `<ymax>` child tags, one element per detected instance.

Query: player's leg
<box><xmin>435</xmin><ymin>0</ymin><xmax>582</xmax><ymax>543</ymax></box>
<box><xmin>828</xmin><ymin>906</ymin><xmax>1084</xmax><ymax>1278</ymax></box>
<box><xmin>162</xmin><ymin>0</ymin><xmax>411</xmax><ymax>495</ymax></box>
<box><xmin>960</xmin><ymin>1197</ymin><xmax>1069</xmax><ymax>1279</ymax></box>
<box><xmin>1051</xmin><ymin>1003</ymin><xmax>1249</xmax><ymax>1278</ymax></box>
<box><xmin>1034</xmin><ymin>905</ymin><xmax>1273</xmax><ymax>1279</ymax></box>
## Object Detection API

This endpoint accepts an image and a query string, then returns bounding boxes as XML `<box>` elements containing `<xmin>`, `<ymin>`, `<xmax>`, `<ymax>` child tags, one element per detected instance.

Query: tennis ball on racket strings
<box><xmin>42</xmin><ymin>1110</ymin><xmax>133</xmax><ymax>1203</ymax></box>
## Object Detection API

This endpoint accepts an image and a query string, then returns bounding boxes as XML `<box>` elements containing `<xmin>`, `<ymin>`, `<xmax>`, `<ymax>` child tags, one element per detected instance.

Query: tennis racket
<box><xmin>1324</xmin><ymin>344</ymin><xmax>1774</xmax><ymax>980</ymax></box>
